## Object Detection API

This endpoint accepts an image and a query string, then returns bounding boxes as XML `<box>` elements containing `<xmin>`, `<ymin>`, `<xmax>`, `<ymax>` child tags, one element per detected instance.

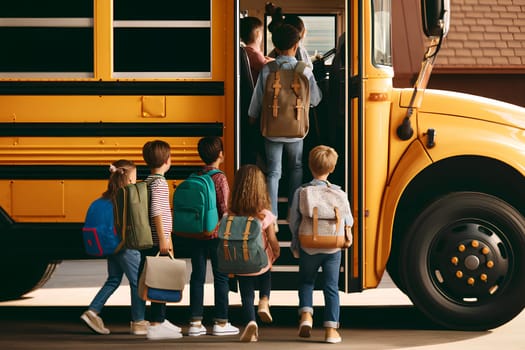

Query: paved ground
<box><xmin>3</xmin><ymin>259</ymin><xmax>411</xmax><ymax>308</ymax></box>
<box><xmin>1</xmin><ymin>260</ymin><xmax>524</xmax><ymax>349</ymax></box>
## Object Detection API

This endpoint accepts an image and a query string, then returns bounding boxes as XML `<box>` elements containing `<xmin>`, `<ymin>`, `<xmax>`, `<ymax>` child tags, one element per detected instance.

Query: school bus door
<box><xmin>341</xmin><ymin>0</ymin><xmax>363</xmax><ymax>293</ymax></box>
<box><xmin>344</xmin><ymin>0</ymin><xmax>396</xmax><ymax>293</ymax></box>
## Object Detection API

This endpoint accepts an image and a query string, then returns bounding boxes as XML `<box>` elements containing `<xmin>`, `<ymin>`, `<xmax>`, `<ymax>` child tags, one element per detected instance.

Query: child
<box><xmin>240</xmin><ymin>16</ymin><xmax>272</xmax><ymax>170</ymax></box>
<box><xmin>140</xmin><ymin>140</ymin><xmax>183</xmax><ymax>340</ymax></box>
<box><xmin>81</xmin><ymin>159</ymin><xmax>149</xmax><ymax>336</ymax></box>
<box><xmin>230</xmin><ymin>165</ymin><xmax>280</xmax><ymax>342</ymax></box>
<box><xmin>266</xmin><ymin>3</ymin><xmax>313</xmax><ymax>69</ymax></box>
<box><xmin>248</xmin><ymin>23</ymin><xmax>322</xmax><ymax>221</ymax></box>
<box><xmin>288</xmin><ymin>145</ymin><xmax>353</xmax><ymax>344</ymax></box>
<box><xmin>240</xmin><ymin>16</ymin><xmax>273</xmax><ymax>83</ymax></box>
<box><xmin>187</xmin><ymin>136</ymin><xmax>239</xmax><ymax>337</ymax></box>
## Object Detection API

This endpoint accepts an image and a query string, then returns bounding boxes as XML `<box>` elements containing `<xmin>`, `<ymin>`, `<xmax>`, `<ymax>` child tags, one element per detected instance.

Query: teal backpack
<box><xmin>172</xmin><ymin>169</ymin><xmax>221</xmax><ymax>239</ymax></box>
<box><xmin>216</xmin><ymin>215</ymin><xmax>268</xmax><ymax>274</ymax></box>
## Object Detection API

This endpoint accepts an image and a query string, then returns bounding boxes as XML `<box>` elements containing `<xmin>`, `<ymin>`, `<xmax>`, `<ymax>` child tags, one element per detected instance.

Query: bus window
<box><xmin>372</xmin><ymin>0</ymin><xmax>392</xmax><ymax>66</ymax></box>
<box><xmin>265</xmin><ymin>14</ymin><xmax>337</xmax><ymax>63</ymax></box>
<box><xmin>113</xmin><ymin>0</ymin><xmax>212</xmax><ymax>78</ymax></box>
<box><xmin>0</xmin><ymin>0</ymin><xmax>93</xmax><ymax>78</ymax></box>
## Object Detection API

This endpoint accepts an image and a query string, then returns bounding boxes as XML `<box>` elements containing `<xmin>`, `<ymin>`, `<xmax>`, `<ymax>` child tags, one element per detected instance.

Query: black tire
<box><xmin>400</xmin><ymin>192</ymin><xmax>525</xmax><ymax>330</ymax></box>
<box><xmin>0</xmin><ymin>258</ymin><xmax>59</xmax><ymax>301</ymax></box>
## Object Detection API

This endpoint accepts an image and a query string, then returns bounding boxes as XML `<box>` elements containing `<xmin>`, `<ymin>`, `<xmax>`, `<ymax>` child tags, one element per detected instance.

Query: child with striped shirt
<box><xmin>140</xmin><ymin>140</ymin><xmax>183</xmax><ymax>340</ymax></box>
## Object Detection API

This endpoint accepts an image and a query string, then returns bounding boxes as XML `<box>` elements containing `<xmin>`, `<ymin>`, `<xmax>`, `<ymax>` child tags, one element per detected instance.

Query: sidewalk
<box><xmin>0</xmin><ymin>259</ymin><xmax>412</xmax><ymax>307</ymax></box>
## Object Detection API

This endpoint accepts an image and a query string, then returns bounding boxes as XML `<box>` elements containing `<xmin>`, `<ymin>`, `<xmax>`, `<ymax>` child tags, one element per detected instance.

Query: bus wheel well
<box><xmin>0</xmin><ymin>258</ymin><xmax>60</xmax><ymax>301</ymax></box>
<box><xmin>387</xmin><ymin>155</ymin><xmax>525</xmax><ymax>291</ymax></box>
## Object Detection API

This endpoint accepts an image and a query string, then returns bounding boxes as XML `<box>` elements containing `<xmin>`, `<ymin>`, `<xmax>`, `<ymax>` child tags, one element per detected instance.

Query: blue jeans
<box><xmin>139</xmin><ymin>246</ymin><xmax>166</xmax><ymax>323</ymax></box>
<box><xmin>298</xmin><ymin>250</ymin><xmax>341</xmax><ymax>328</ymax></box>
<box><xmin>189</xmin><ymin>238</ymin><xmax>230</xmax><ymax>323</ymax></box>
<box><xmin>237</xmin><ymin>270</ymin><xmax>272</xmax><ymax>323</ymax></box>
<box><xmin>265</xmin><ymin>139</ymin><xmax>303</xmax><ymax>217</ymax></box>
<box><xmin>89</xmin><ymin>249</ymin><xmax>145</xmax><ymax>322</ymax></box>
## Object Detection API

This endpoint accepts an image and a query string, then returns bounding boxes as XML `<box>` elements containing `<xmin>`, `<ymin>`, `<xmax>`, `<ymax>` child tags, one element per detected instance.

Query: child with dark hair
<box><xmin>266</xmin><ymin>3</ymin><xmax>312</xmax><ymax>68</ymax></box>
<box><xmin>240</xmin><ymin>16</ymin><xmax>273</xmax><ymax>83</ymax></box>
<box><xmin>187</xmin><ymin>136</ymin><xmax>239</xmax><ymax>337</ymax></box>
<box><xmin>240</xmin><ymin>17</ymin><xmax>273</xmax><ymax>83</ymax></box>
<box><xmin>81</xmin><ymin>160</ymin><xmax>149</xmax><ymax>336</ymax></box>
<box><xmin>265</xmin><ymin>2</ymin><xmax>283</xmax><ymax>34</ymax></box>
<box><xmin>197</xmin><ymin>136</ymin><xmax>223</xmax><ymax>165</ymax></box>
<box><xmin>270</xmin><ymin>24</ymin><xmax>301</xmax><ymax>53</ymax></box>
<box><xmin>248</xmin><ymin>23</ymin><xmax>322</xmax><ymax>223</ymax></box>
<box><xmin>140</xmin><ymin>140</ymin><xmax>183</xmax><ymax>340</ymax></box>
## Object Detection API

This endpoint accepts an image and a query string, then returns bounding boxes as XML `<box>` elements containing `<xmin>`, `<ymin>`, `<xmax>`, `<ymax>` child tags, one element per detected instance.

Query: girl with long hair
<box><xmin>230</xmin><ymin>165</ymin><xmax>280</xmax><ymax>342</ymax></box>
<box><xmin>81</xmin><ymin>160</ymin><xmax>149</xmax><ymax>336</ymax></box>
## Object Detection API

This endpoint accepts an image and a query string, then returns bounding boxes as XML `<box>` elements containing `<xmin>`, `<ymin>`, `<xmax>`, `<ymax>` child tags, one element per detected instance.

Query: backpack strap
<box><xmin>203</xmin><ymin>168</ymin><xmax>222</xmax><ymax>177</ymax></box>
<box><xmin>301</xmin><ymin>179</ymin><xmax>329</xmax><ymax>188</ymax></box>
<box><xmin>267</xmin><ymin>60</ymin><xmax>279</xmax><ymax>73</ymax></box>
<box><xmin>145</xmin><ymin>176</ymin><xmax>158</xmax><ymax>184</ymax></box>
<box><xmin>312</xmin><ymin>207</ymin><xmax>319</xmax><ymax>242</ymax></box>
<box><xmin>334</xmin><ymin>207</ymin><xmax>341</xmax><ymax>233</ymax></box>
<box><xmin>223</xmin><ymin>215</ymin><xmax>234</xmax><ymax>262</ymax></box>
<box><xmin>114</xmin><ymin>191</ymin><xmax>127</xmax><ymax>253</ymax></box>
<box><xmin>291</xmin><ymin>73</ymin><xmax>304</xmax><ymax>121</ymax></box>
<box><xmin>291</xmin><ymin>61</ymin><xmax>307</xmax><ymax>121</ymax></box>
<box><xmin>270</xmin><ymin>62</ymin><xmax>283</xmax><ymax>118</ymax></box>
<box><xmin>268</xmin><ymin>62</ymin><xmax>282</xmax><ymax>118</ymax></box>
<box><xmin>144</xmin><ymin>174</ymin><xmax>163</xmax><ymax>190</ymax></box>
<box><xmin>294</xmin><ymin>61</ymin><xmax>307</xmax><ymax>74</ymax></box>
<box><xmin>114</xmin><ymin>183</ymin><xmax>135</xmax><ymax>253</ymax></box>
<box><xmin>243</xmin><ymin>217</ymin><xmax>254</xmax><ymax>262</ymax></box>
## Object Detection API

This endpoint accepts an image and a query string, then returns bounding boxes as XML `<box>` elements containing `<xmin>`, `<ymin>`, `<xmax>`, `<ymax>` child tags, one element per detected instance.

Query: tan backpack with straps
<box><xmin>298</xmin><ymin>183</ymin><xmax>353</xmax><ymax>249</ymax></box>
<box><xmin>260</xmin><ymin>61</ymin><xmax>310</xmax><ymax>138</ymax></box>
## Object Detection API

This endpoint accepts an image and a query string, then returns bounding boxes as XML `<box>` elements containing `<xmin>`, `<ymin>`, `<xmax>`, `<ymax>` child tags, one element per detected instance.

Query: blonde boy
<box><xmin>288</xmin><ymin>145</ymin><xmax>353</xmax><ymax>344</ymax></box>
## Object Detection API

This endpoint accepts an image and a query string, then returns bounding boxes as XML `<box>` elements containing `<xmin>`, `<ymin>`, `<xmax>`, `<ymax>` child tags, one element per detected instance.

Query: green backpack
<box><xmin>113</xmin><ymin>180</ymin><xmax>154</xmax><ymax>250</ymax></box>
<box><xmin>216</xmin><ymin>215</ymin><xmax>268</xmax><ymax>274</ymax></box>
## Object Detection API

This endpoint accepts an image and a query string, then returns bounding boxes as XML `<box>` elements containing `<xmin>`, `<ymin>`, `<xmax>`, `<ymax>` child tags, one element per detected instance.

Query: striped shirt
<box><xmin>146</xmin><ymin>174</ymin><xmax>172</xmax><ymax>245</ymax></box>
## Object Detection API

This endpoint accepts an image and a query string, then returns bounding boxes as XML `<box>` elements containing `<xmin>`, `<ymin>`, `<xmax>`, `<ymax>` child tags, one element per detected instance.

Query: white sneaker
<box><xmin>188</xmin><ymin>322</ymin><xmax>207</xmax><ymax>336</ymax></box>
<box><xmin>212</xmin><ymin>322</ymin><xmax>239</xmax><ymax>336</ymax></box>
<box><xmin>147</xmin><ymin>322</ymin><xmax>183</xmax><ymax>340</ymax></box>
<box><xmin>162</xmin><ymin>319</ymin><xmax>182</xmax><ymax>333</ymax></box>
<box><xmin>80</xmin><ymin>310</ymin><xmax>110</xmax><ymax>335</ymax></box>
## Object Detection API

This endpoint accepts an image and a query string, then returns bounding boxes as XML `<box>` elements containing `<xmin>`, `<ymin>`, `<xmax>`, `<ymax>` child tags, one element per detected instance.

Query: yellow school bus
<box><xmin>1</xmin><ymin>0</ymin><xmax>525</xmax><ymax>331</ymax></box>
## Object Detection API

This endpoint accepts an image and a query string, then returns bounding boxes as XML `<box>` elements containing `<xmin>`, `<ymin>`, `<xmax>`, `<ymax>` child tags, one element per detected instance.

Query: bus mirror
<box><xmin>421</xmin><ymin>0</ymin><xmax>450</xmax><ymax>38</ymax></box>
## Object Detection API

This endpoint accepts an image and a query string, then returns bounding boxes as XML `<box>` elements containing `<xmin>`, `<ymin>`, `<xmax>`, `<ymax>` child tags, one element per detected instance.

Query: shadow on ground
<box><xmin>0</xmin><ymin>306</ymin><xmax>491</xmax><ymax>350</ymax></box>
<box><xmin>0</xmin><ymin>305</ymin><xmax>443</xmax><ymax>329</ymax></box>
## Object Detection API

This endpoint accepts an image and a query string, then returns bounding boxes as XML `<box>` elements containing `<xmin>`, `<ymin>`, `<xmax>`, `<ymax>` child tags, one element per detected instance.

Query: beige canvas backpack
<box><xmin>260</xmin><ymin>61</ymin><xmax>310</xmax><ymax>138</ymax></box>
<box><xmin>298</xmin><ymin>183</ymin><xmax>353</xmax><ymax>249</ymax></box>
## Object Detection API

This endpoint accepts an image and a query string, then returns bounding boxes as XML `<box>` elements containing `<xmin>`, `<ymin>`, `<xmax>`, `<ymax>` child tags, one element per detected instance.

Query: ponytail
<box><xmin>102</xmin><ymin>159</ymin><xmax>136</xmax><ymax>200</ymax></box>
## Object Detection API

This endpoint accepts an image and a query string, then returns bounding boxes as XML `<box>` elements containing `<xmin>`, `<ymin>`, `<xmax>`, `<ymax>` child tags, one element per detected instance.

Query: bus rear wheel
<box><xmin>0</xmin><ymin>258</ymin><xmax>59</xmax><ymax>301</ymax></box>
<box><xmin>400</xmin><ymin>192</ymin><xmax>525</xmax><ymax>330</ymax></box>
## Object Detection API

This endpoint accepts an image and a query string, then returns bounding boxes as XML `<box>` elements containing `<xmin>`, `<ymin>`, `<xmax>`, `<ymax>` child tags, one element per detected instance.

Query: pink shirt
<box><xmin>244</xmin><ymin>46</ymin><xmax>267</xmax><ymax>84</ymax></box>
